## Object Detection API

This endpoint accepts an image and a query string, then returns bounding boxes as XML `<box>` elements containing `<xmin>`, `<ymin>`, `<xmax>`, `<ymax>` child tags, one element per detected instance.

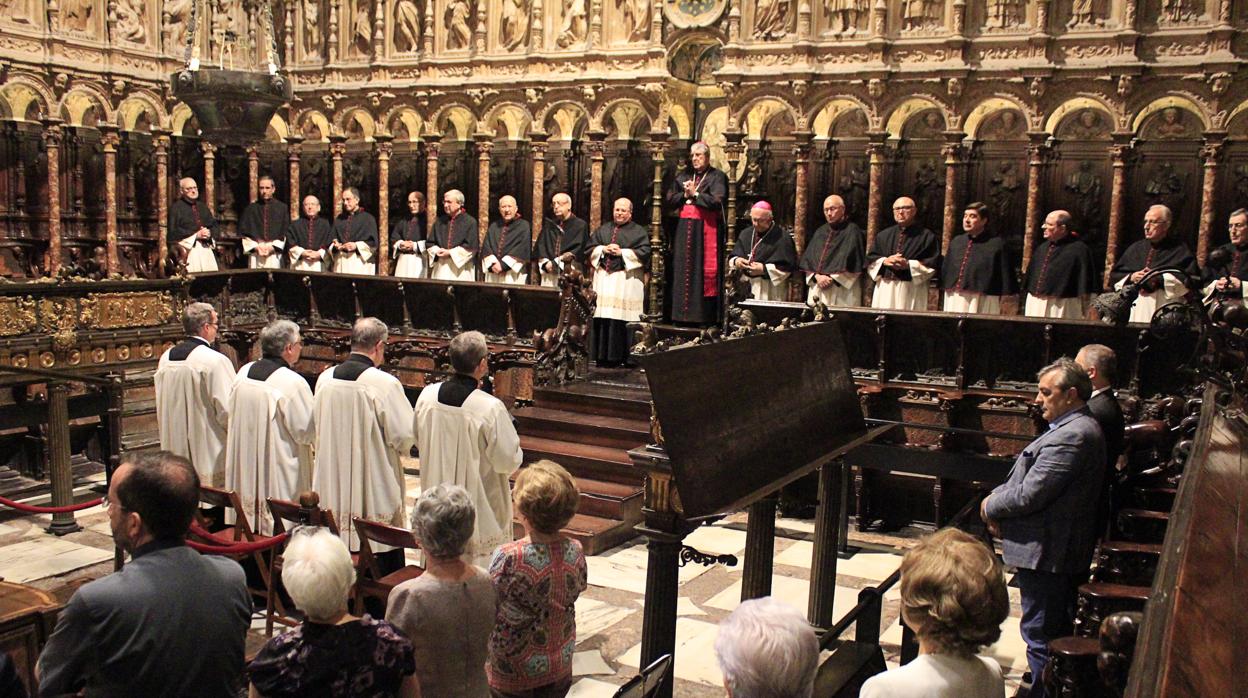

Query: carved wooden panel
<box><xmin>1049</xmin><ymin>108</ymin><xmax>1114</xmax><ymax>281</ymax></box>
<box><xmin>1129</xmin><ymin>108</ymin><xmax>1203</xmax><ymax>253</ymax></box>
<box><xmin>966</xmin><ymin>109</ymin><xmax>1027</xmax><ymax>249</ymax></box>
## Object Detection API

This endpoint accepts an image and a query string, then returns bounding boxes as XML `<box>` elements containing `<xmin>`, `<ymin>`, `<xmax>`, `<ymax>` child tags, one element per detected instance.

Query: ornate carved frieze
<box><xmin>0</xmin><ymin>297</ymin><xmax>38</xmax><ymax>337</ymax></box>
<box><xmin>79</xmin><ymin>291</ymin><xmax>177</xmax><ymax>329</ymax></box>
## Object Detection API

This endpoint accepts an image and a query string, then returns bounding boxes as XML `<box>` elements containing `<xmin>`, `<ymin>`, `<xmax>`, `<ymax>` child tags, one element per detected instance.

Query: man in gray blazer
<box><xmin>38</xmin><ymin>451</ymin><xmax>252</xmax><ymax>698</ymax></box>
<box><xmin>981</xmin><ymin>358</ymin><xmax>1106</xmax><ymax>698</ymax></box>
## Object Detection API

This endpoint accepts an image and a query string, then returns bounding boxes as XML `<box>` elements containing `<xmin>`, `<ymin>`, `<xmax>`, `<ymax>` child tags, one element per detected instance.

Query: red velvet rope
<box><xmin>187</xmin><ymin>529</ymin><xmax>288</xmax><ymax>555</ymax></box>
<box><xmin>0</xmin><ymin>495</ymin><xmax>103</xmax><ymax>514</ymax></box>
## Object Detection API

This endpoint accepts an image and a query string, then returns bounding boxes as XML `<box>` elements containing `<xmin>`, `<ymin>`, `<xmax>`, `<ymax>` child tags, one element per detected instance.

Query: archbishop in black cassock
<box><xmin>667</xmin><ymin>143</ymin><xmax>727</xmax><ymax>325</ymax></box>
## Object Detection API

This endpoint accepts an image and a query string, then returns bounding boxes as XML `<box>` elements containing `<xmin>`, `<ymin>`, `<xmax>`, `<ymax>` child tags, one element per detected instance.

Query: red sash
<box><xmin>680</xmin><ymin>204</ymin><xmax>719</xmax><ymax>297</ymax></box>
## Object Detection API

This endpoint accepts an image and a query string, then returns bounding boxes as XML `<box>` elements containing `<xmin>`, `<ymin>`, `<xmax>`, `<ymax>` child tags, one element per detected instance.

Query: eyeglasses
<box><xmin>893</xmin><ymin>205</ymin><xmax>915</xmax><ymax>211</ymax></box>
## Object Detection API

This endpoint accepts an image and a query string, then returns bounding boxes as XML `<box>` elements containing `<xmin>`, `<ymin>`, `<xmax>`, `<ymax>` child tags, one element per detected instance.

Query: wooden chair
<box><xmin>612</xmin><ymin>654</ymin><xmax>673</xmax><ymax>698</ymax></box>
<box><xmin>194</xmin><ymin>484</ymin><xmax>274</xmax><ymax>609</ymax></box>
<box><xmin>351</xmin><ymin>517</ymin><xmax>424</xmax><ymax>614</ymax></box>
<box><xmin>263</xmin><ymin>492</ymin><xmax>342</xmax><ymax>635</ymax></box>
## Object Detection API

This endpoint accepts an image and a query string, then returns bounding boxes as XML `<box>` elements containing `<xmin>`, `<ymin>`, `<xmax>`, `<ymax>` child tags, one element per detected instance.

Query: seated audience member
<box><xmin>387</xmin><ymin>485</ymin><xmax>497</xmax><ymax>698</ymax></box>
<box><xmin>859</xmin><ymin>527</ymin><xmax>1009</xmax><ymax>698</ymax></box>
<box><xmin>248</xmin><ymin>527</ymin><xmax>418</xmax><ymax>698</ymax></box>
<box><xmin>714</xmin><ymin>597</ymin><xmax>819</xmax><ymax>698</ymax></box>
<box><xmin>38</xmin><ymin>451</ymin><xmax>252</xmax><ymax>698</ymax></box>
<box><xmin>488</xmin><ymin>460</ymin><xmax>588</xmax><ymax>698</ymax></box>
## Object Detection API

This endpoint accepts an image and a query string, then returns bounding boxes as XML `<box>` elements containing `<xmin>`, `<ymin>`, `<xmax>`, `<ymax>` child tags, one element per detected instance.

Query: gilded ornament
<box><xmin>12</xmin><ymin>354</ymin><xmax>28</xmax><ymax>368</ymax></box>
<box><xmin>67</xmin><ymin>349</ymin><xmax>81</xmax><ymax>365</ymax></box>
<box><xmin>117</xmin><ymin>345</ymin><xmax>131</xmax><ymax>361</ymax></box>
<box><xmin>140</xmin><ymin>343</ymin><xmax>154</xmax><ymax>358</ymax></box>
<box><xmin>0</xmin><ymin>296</ymin><xmax>38</xmax><ymax>337</ymax></box>
<box><xmin>80</xmin><ymin>292</ymin><xmax>177</xmax><ymax>329</ymax></box>
<box><xmin>92</xmin><ymin>347</ymin><xmax>107</xmax><ymax>363</ymax></box>
<box><xmin>39</xmin><ymin>351</ymin><xmax>55</xmax><ymax>368</ymax></box>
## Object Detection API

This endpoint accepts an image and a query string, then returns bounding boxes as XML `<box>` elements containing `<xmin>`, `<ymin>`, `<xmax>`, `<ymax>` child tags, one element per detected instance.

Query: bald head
<box><xmin>552</xmin><ymin>192</ymin><xmax>572</xmax><ymax>220</ymax></box>
<box><xmin>301</xmin><ymin>195</ymin><xmax>321</xmax><ymax>218</ymax></box>
<box><xmin>892</xmin><ymin>197</ymin><xmax>916</xmax><ymax>226</ymax></box>
<box><xmin>823</xmin><ymin>195</ymin><xmax>846</xmax><ymax>224</ymax></box>
<box><xmin>612</xmin><ymin>198</ymin><xmax>633</xmax><ymax>225</ymax></box>
<box><xmin>499</xmin><ymin>195</ymin><xmax>518</xmax><ymax>221</ymax></box>
<box><xmin>179</xmin><ymin>178</ymin><xmax>199</xmax><ymax>201</ymax></box>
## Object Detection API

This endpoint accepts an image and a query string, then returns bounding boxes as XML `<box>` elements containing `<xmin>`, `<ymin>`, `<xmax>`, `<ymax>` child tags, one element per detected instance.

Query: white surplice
<box><xmin>1114</xmin><ymin>272</ymin><xmax>1186</xmax><ymax>324</ymax></box>
<box><xmin>414</xmin><ymin>381</ymin><xmax>523</xmax><ymax>567</ymax></box>
<box><xmin>242</xmin><ymin>238</ymin><xmax>285</xmax><ymax>269</ymax></box>
<box><xmin>312</xmin><ymin>364</ymin><xmax>415</xmax><ymax>550</ymax></box>
<box><xmin>942</xmin><ymin>291</ymin><xmax>1003</xmax><ymax>315</ymax></box>
<box><xmin>744</xmin><ymin>264</ymin><xmax>791</xmax><ymax>301</ymax></box>
<box><xmin>1023</xmin><ymin>294</ymin><xmax>1088</xmax><ymax>319</ymax></box>
<box><xmin>332</xmin><ymin>243</ymin><xmax>375</xmax><ymax>275</ymax></box>
<box><xmin>483</xmin><ymin>253</ymin><xmax>527</xmax><ymax>285</ymax></box>
<box><xmin>806</xmin><ymin>272</ymin><xmax>863</xmax><ymax>307</ymax></box>
<box><xmin>155</xmin><ymin>339</ymin><xmax>234</xmax><ymax>486</ymax></box>
<box><xmin>428</xmin><ymin>246</ymin><xmax>476</xmax><ymax>281</ymax></box>
<box><xmin>538</xmin><ymin>259</ymin><xmax>584</xmax><ymax>288</ymax></box>
<box><xmin>287</xmin><ymin>246</ymin><xmax>327</xmax><ymax>272</ymax></box>
<box><xmin>868</xmin><ymin>258</ymin><xmax>935</xmax><ymax>311</ymax></box>
<box><xmin>177</xmin><ymin>233</ymin><xmax>219</xmax><ymax>273</ymax></box>
<box><xmin>393</xmin><ymin>240</ymin><xmax>426</xmax><ymax>279</ymax></box>
<box><xmin>589</xmin><ymin>246</ymin><xmax>645</xmax><ymax>321</ymax></box>
<box><xmin>224</xmin><ymin>363</ymin><xmax>316</xmax><ymax>536</ymax></box>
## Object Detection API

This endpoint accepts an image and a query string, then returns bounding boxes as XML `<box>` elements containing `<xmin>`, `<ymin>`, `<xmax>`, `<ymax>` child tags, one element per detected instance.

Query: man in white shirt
<box><xmin>312</xmin><ymin>317</ymin><xmax>415</xmax><ymax>556</ymax></box>
<box><xmin>224</xmin><ymin>320</ymin><xmax>315</xmax><ymax>535</ymax></box>
<box><xmin>414</xmin><ymin>330</ymin><xmax>522</xmax><ymax>567</ymax></box>
<box><xmin>155</xmin><ymin>302</ymin><xmax>234</xmax><ymax>486</ymax></box>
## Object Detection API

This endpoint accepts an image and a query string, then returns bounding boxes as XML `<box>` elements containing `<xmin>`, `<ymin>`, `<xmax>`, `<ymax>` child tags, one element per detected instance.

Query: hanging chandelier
<box><xmin>170</xmin><ymin>0</ymin><xmax>292</xmax><ymax>146</ymax></box>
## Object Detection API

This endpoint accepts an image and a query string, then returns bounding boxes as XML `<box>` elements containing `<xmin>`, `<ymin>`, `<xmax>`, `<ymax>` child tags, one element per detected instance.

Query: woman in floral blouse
<box><xmin>487</xmin><ymin>460</ymin><xmax>588</xmax><ymax>698</ymax></box>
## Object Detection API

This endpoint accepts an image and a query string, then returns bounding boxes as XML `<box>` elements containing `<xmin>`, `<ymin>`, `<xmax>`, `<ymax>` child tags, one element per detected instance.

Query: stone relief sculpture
<box><xmin>1149</xmin><ymin>107</ymin><xmax>1191</xmax><ymax>139</ymax></box>
<box><xmin>5</xmin><ymin>0</ymin><xmax>43</xmax><ymax>25</ymax></box>
<box><xmin>166</xmin><ymin>0</ymin><xmax>192</xmax><ymax>51</ymax></box>
<box><xmin>825</xmin><ymin>0</ymin><xmax>866</xmax><ymax>35</ymax></box>
<box><xmin>556</xmin><ymin>0</ymin><xmax>587</xmax><ymax>47</ymax></box>
<box><xmin>348</xmin><ymin>0</ymin><xmax>372</xmax><ymax>56</ymax></box>
<box><xmin>903</xmin><ymin>0</ymin><xmax>941</xmax><ymax>30</ymax></box>
<box><xmin>985</xmin><ymin>0</ymin><xmax>1024</xmax><ymax>30</ymax></box>
<box><xmin>1067</xmin><ymin>0</ymin><xmax>1104</xmax><ymax>28</ymax></box>
<box><xmin>114</xmin><ymin>0</ymin><xmax>146</xmax><ymax>42</ymax></box>
<box><xmin>394</xmin><ymin>0</ymin><xmax>421</xmax><ymax>52</ymax></box>
<box><xmin>1145</xmin><ymin>162</ymin><xmax>1186</xmax><ymax>221</ymax></box>
<box><xmin>983</xmin><ymin>110</ymin><xmax>1025</xmax><ymax>139</ymax></box>
<box><xmin>1065</xmin><ymin>161</ymin><xmax>1103</xmax><ymax>229</ymax></box>
<box><xmin>446</xmin><ymin>0</ymin><xmax>473</xmax><ymax>49</ymax></box>
<box><xmin>1060</xmin><ymin>109</ymin><xmax>1109</xmax><ymax>140</ymax></box>
<box><xmin>62</xmin><ymin>0</ymin><xmax>94</xmax><ymax>32</ymax></box>
<box><xmin>753</xmin><ymin>0</ymin><xmax>791</xmax><ymax>40</ymax></box>
<box><xmin>1234</xmin><ymin>164</ymin><xmax>1248</xmax><ymax>206</ymax></box>
<box><xmin>303</xmin><ymin>0</ymin><xmax>322</xmax><ymax>56</ymax></box>
<box><xmin>500</xmin><ymin>0</ymin><xmax>530</xmax><ymax>50</ymax></box>
<box><xmin>1161</xmin><ymin>0</ymin><xmax>1197</xmax><ymax>24</ymax></box>
<box><xmin>617</xmin><ymin>0</ymin><xmax>650</xmax><ymax>42</ymax></box>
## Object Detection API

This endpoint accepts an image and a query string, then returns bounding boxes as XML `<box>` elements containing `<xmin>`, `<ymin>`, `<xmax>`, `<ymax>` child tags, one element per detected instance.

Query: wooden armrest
<box><xmin>1078</xmin><ymin>582</ymin><xmax>1151</xmax><ymax>602</ymax></box>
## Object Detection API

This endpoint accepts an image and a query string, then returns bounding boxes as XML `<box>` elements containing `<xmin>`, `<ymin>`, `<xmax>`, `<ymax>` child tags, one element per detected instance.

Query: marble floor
<box><xmin>1</xmin><ymin>469</ymin><xmax>1029</xmax><ymax>697</ymax></box>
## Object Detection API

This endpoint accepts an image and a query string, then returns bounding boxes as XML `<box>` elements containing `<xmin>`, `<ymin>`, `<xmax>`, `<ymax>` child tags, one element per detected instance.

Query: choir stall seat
<box><xmin>351</xmin><ymin>517</ymin><xmax>424</xmax><ymax>615</ymax></box>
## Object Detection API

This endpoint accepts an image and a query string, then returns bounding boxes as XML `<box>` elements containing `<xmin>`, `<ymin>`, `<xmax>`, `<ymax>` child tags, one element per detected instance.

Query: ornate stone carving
<box><xmin>112</xmin><ymin>0</ymin><xmax>145</xmax><ymax>43</ymax></box>
<box><xmin>1058</xmin><ymin>109</ymin><xmax>1110</xmax><ymax>139</ymax></box>
<box><xmin>446</xmin><ymin>0</ymin><xmax>472</xmax><ymax>49</ymax></box>
<box><xmin>1154</xmin><ymin>41</ymin><xmax>1207</xmax><ymax>57</ymax></box>
<box><xmin>988</xmin><ymin>161</ymin><xmax>1022</xmax><ymax>222</ymax></box>
<box><xmin>61</xmin><ymin>0</ymin><xmax>93</xmax><ymax>33</ymax></box>
<box><xmin>824</xmin><ymin>0</ymin><xmax>866</xmax><ymax>35</ymax></box>
<box><xmin>753</xmin><ymin>0</ymin><xmax>791</xmax><ymax>40</ymax></box>
<box><xmin>4</xmin><ymin>0</ymin><xmax>43</xmax><ymax>25</ymax></box>
<box><xmin>79</xmin><ymin>292</ymin><xmax>177</xmax><ymax>329</ymax></box>
<box><xmin>1144</xmin><ymin>161</ymin><xmax>1186</xmax><ymax>217</ymax></box>
<box><xmin>1144</xmin><ymin>107</ymin><xmax>1193</xmax><ymax>139</ymax></box>
<box><xmin>1160</xmin><ymin>0</ymin><xmax>1197</xmax><ymax>25</ymax></box>
<box><xmin>0</xmin><ymin>297</ymin><xmax>37</xmax><ymax>337</ymax></box>
<box><xmin>1065</xmin><ymin>43</ymin><xmax>1115</xmax><ymax>59</ymax></box>
<box><xmin>556</xmin><ymin>0</ymin><xmax>587</xmax><ymax>47</ymax></box>
<box><xmin>617</xmin><ymin>0</ymin><xmax>650</xmax><ymax>41</ymax></box>
<box><xmin>500</xmin><ymin>0</ymin><xmax>531</xmax><ymax>50</ymax></box>
<box><xmin>1066</xmin><ymin>161</ymin><xmax>1104</xmax><ymax>228</ymax></box>
<box><xmin>303</xmin><ymin>0</ymin><xmax>322</xmax><ymax>56</ymax></box>
<box><xmin>902</xmin><ymin>0</ymin><xmax>942</xmax><ymax>31</ymax></box>
<box><xmin>985</xmin><ymin>0</ymin><xmax>1024</xmax><ymax>30</ymax></box>
<box><xmin>1067</xmin><ymin>0</ymin><xmax>1104</xmax><ymax>28</ymax></box>
<box><xmin>347</xmin><ymin>0</ymin><xmax>372</xmax><ymax>56</ymax></box>
<box><xmin>394</xmin><ymin>0</ymin><xmax>421</xmax><ymax>52</ymax></box>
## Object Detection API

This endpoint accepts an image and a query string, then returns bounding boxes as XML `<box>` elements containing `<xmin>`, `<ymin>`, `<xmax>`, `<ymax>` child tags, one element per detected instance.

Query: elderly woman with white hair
<box><xmin>715</xmin><ymin>596</ymin><xmax>819</xmax><ymax>698</ymax></box>
<box><xmin>247</xmin><ymin>527</ymin><xmax>418</xmax><ymax>697</ymax></box>
<box><xmin>386</xmin><ymin>484</ymin><xmax>497</xmax><ymax>698</ymax></box>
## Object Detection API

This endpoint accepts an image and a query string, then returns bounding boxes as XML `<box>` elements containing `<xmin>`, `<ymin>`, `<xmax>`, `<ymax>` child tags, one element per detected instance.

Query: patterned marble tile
<box><xmin>0</xmin><ymin>538</ymin><xmax>114</xmax><ymax>583</ymax></box>
<box><xmin>617</xmin><ymin>617</ymin><xmax>723</xmax><ymax>687</ymax></box>
<box><xmin>567</xmin><ymin>678</ymin><xmax>623</xmax><ymax>697</ymax></box>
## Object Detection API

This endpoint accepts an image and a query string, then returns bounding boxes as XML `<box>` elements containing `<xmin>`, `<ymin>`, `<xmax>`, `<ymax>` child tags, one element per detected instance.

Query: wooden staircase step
<box><xmin>519</xmin><ymin>435</ymin><xmax>644</xmax><ymax>486</ymax></box>
<box><xmin>510</xmin><ymin>471</ymin><xmax>643</xmax><ymax>521</ymax></box>
<box><xmin>532</xmin><ymin>382</ymin><xmax>651</xmax><ymax>420</ymax></box>
<box><xmin>515</xmin><ymin>406</ymin><xmax>650</xmax><ymax>450</ymax></box>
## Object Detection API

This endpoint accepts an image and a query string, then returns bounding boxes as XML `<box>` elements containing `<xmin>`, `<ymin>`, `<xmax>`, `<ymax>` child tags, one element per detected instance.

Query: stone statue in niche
<box><xmin>907</xmin><ymin>110</ymin><xmax>944</xmax><ymax>139</ymax></box>
<box><xmin>1149</xmin><ymin>107</ymin><xmax>1191</xmax><ymax>139</ymax></box>
<box><xmin>5</xmin><ymin>0</ymin><xmax>43</xmax><ymax>25</ymax></box>
<box><xmin>740</xmin><ymin>159</ymin><xmax>763</xmax><ymax>196</ymax></box>
<box><xmin>985</xmin><ymin>0</ymin><xmax>1024</xmax><ymax>29</ymax></box>
<box><xmin>753</xmin><ymin>0</ymin><xmax>791</xmax><ymax>40</ymax></box>
<box><xmin>903</xmin><ymin>0</ymin><xmax>941</xmax><ymax>30</ymax></box>
<box><xmin>983</xmin><ymin>110</ymin><xmax>1024</xmax><ymax>139</ymax></box>
<box><xmin>1065</xmin><ymin>161</ymin><xmax>1103</xmax><ymax>230</ymax></box>
<box><xmin>1161</xmin><ymin>0</ymin><xmax>1197</xmax><ymax>24</ymax></box>
<box><xmin>617</xmin><ymin>0</ymin><xmax>650</xmax><ymax>42</ymax></box>
<box><xmin>988</xmin><ymin>162</ymin><xmax>1021</xmax><ymax>223</ymax></box>
<box><xmin>446</xmin><ymin>0</ymin><xmax>473</xmax><ymax>49</ymax></box>
<box><xmin>114</xmin><ymin>0</ymin><xmax>146</xmax><ymax>42</ymax></box>
<box><xmin>825</xmin><ymin>0</ymin><xmax>866</xmax><ymax>35</ymax></box>
<box><xmin>301</xmin><ymin>0</ymin><xmax>321</xmax><ymax>56</ymax></box>
<box><xmin>838</xmin><ymin>161</ymin><xmax>868</xmax><ymax>218</ymax></box>
<box><xmin>500</xmin><ymin>0</ymin><xmax>530</xmax><ymax>50</ymax></box>
<box><xmin>62</xmin><ymin>0</ymin><xmax>94</xmax><ymax>32</ymax></box>
<box><xmin>1067</xmin><ymin>0</ymin><xmax>1104</xmax><ymax>28</ymax></box>
<box><xmin>1060</xmin><ymin>109</ymin><xmax>1109</xmax><ymax>140</ymax></box>
<box><xmin>556</xmin><ymin>0</ymin><xmax>587</xmax><ymax>47</ymax></box>
<box><xmin>913</xmin><ymin>160</ymin><xmax>944</xmax><ymax>220</ymax></box>
<box><xmin>348</xmin><ymin>0</ymin><xmax>372</xmax><ymax>56</ymax></box>
<box><xmin>1145</xmin><ymin>162</ymin><xmax>1186</xmax><ymax>218</ymax></box>
<box><xmin>394</xmin><ymin>0</ymin><xmax>421</xmax><ymax>52</ymax></box>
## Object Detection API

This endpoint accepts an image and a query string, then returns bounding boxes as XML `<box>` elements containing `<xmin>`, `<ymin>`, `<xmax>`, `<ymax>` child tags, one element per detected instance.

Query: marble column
<box><xmin>791</xmin><ymin>131</ymin><xmax>813</xmax><ymax>302</ymax></box>
<box><xmin>286</xmin><ymin>135</ymin><xmax>304</xmax><ymax>219</ymax></box>
<box><xmin>154</xmin><ymin>129</ymin><xmax>170</xmax><ymax>275</ymax></box>
<box><xmin>1197</xmin><ymin>136</ymin><xmax>1225</xmax><ymax>266</ymax></box>
<box><xmin>1021</xmin><ymin>132</ymin><xmax>1049</xmax><ymax>272</ymax></box>
<box><xmin>376</xmin><ymin>134</ymin><xmax>393</xmax><ymax>275</ymax></box>
<box><xmin>425</xmin><ymin>137</ymin><xmax>441</xmax><ymax>223</ymax></box>
<box><xmin>46</xmin><ymin>382</ymin><xmax>81</xmax><ymax>535</ymax></box>
<box><xmin>587</xmin><ymin>130</ymin><xmax>606</xmax><ymax>232</ymax></box>
<box><xmin>201</xmin><ymin>142</ymin><xmax>217</xmax><ymax>216</ymax></box>
<box><xmin>100</xmin><ymin>123</ymin><xmax>121</xmax><ymax>276</ymax></box>
<box><xmin>1104</xmin><ymin>135</ymin><xmax>1133</xmax><ymax>288</ymax></box>
<box><xmin>940</xmin><ymin>131</ymin><xmax>965</xmax><ymax>254</ymax></box>
<box><xmin>530</xmin><ymin>131</ymin><xmax>548</xmax><ymax>259</ymax></box>
<box><xmin>42</xmin><ymin>118</ymin><xmax>64</xmax><ymax>276</ymax></box>
<box><xmin>475</xmin><ymin>134</ymin><xmax>493</xmax><ymax>246</ymax></box>
<box><xmin>329</xmin><ymin>135</ymin><xmax>347</xmax><ymax>217</ymax></box>
<box><xmin>647</xmin><ymin>133</ymin><xmax>668</xmax><ymax>318</ymax></box>
<box><xmin>865</xmin><ymin>131</ymin><xmax>889</xmax><ymax>251</ymax></box>
<box><xmin>247</xmin><ymin>146</ymin><xmax>260</xmax><ymax>204</ymax></box>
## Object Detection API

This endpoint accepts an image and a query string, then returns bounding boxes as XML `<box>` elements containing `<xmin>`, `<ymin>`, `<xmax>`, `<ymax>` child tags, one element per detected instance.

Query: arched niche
<box><xmin>966</xmin><ymin>107</ymin><xmax>1028</xmax><ymax>245</ymax></box>
<box><xmin>541</xmin><ymin>103</ymin><xmax>591</xmax><ymax>219</ymax></box>
<box><xmin>811</xmin><ymin>101</ymin><xmax>871</xmax><ymax>230</ymax></box>
<box><xmin>1215</xmin><ymin>104</ymin><xmax>1248</xmax><ymax>252</ymax></box>
<box><xmin>599</xmin><ymin>100</ymin><xmax>655</xmax><ymax>228</ymax></box>
<box><xmin>1048</xmin><ymin>105</ymin><xmax>1113</xmax><ymax>273</ymax></box>
<box><xmin>434</xmin><ymin>106</ymin><xmax>479</xmax><ymax>219</ymax></box>
<box><xmin>1128</xmin><ymin>105</ymin><xmax>1204</xmax><ymax>256</ymax></box>
<box><xmin>896</xmin><ymin>107</ymin><xmax>947</xmax><ymax>234</ymax></box>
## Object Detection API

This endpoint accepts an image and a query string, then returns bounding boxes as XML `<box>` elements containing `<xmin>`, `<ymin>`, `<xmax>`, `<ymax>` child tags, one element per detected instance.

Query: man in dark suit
<box><xmin>1077</xmin><ymin>343</ymin><xmax>1125</xmax><ymax>537</ymax></box>
<box><xmin>981</xmin><ymin>358</ymin><xmax>1106</xmax><ymax>698</ymax></box>
<box><xmin>38</xmin><ymin>451</ymin><xmax>251</xmax><ymax>698</ymax></box>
